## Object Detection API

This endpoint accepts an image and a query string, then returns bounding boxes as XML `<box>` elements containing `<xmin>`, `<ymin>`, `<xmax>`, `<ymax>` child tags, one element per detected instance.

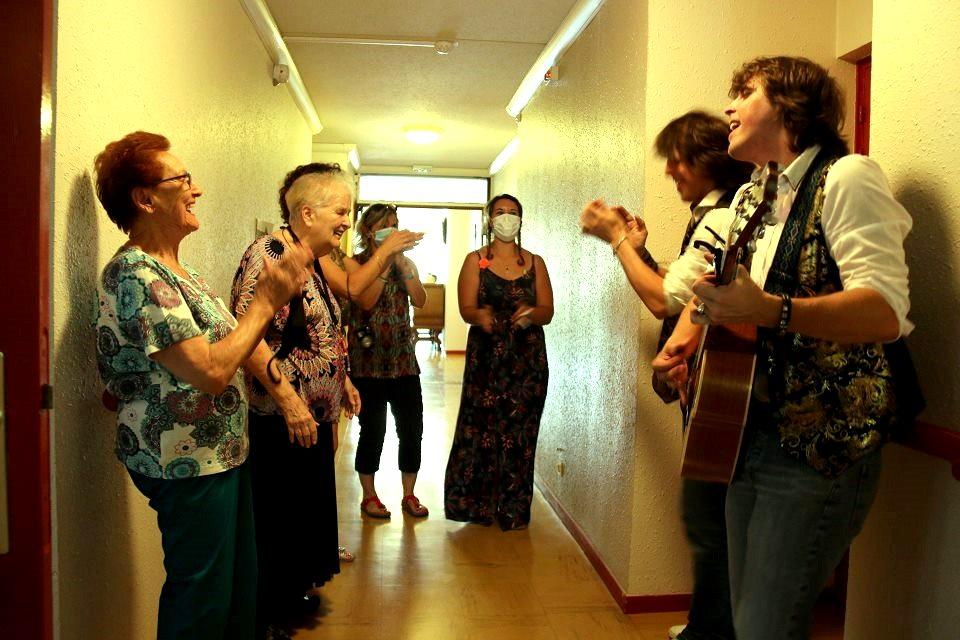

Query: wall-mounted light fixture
<box><xmin>505</xmin><ymin>0</ymin><xmax>606</xmax><ymax>118</ymax></box>
<box><xmin>489</xmin><ymin>137</ymin><xmax>520</xmax><ymax>176</ymax></box>
<box><xmin>348</xmin><ymin>147</ymin><xmax>360</xmax><ymax>171</ymax></box>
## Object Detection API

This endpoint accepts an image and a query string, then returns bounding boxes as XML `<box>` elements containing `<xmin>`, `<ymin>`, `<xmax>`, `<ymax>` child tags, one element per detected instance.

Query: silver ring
<box><xmin>696</xmin><ymin>303</ymin><xmax>706</xmax><ymax>315</ymax></box>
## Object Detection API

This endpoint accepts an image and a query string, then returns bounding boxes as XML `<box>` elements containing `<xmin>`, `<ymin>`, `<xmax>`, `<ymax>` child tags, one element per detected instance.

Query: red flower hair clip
<box><xmin>478</xmin><ymin>256</ymin><xmax>491</xmax><ymax>270</ymax></box>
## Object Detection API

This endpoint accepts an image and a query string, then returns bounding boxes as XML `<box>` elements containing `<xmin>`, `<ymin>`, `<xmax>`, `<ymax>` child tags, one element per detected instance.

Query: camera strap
<box><xmin>266</xmin><ymin>226</ymin><xmax>341</xmax><ymax>383</ymax></box>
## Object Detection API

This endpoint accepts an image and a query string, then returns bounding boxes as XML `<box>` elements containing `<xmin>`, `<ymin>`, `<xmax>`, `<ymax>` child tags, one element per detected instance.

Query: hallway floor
<box><xmin>296</xmin><ymin>345</ymin><xmax>843</xmax><ymax>639</ymax></box>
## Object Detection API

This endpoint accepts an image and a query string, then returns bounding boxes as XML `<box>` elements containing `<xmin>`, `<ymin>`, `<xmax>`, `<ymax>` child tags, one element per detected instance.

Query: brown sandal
<box><xmin>401</xmin><ymin>494</ymin><xmax>429</xmax><ymax>518</ymax></box>
<box><xmin>360</xmin><ymin>496</ymin><xmax>391</xmax><ymax>519</ymax></box>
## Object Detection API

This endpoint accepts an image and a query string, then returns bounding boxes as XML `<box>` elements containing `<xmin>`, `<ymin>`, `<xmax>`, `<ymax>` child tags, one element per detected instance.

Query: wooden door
<box><xmin>0</xmin><ymin>2</ymin><xmax>55</xmax><ymax>639</ymax></box>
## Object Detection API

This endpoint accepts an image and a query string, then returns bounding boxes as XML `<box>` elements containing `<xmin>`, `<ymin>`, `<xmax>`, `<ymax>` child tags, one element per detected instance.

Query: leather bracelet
<box><xmin>612</xmin><ymin>233</ymin><xmax>627</xmax><ymax>256</ymax></box>
<box><xmin>778</xmin><ymin>293</ymin><xmax>792</xmax><ymax>332</ymax></box>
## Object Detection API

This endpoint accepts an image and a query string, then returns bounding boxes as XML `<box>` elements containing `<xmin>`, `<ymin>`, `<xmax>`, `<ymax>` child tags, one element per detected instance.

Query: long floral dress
<box><xmin>444</xmin><ymin>253</ymin><xmax>549</xmax><ymax>530</ymax></box>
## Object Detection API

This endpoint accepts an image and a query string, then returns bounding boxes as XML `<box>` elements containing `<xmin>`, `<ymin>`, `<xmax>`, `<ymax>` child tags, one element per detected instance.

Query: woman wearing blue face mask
<box><xmin>340</xmin><ymin>203</ymin><xmax>429</xmax><ymax>518</ymax></box>
<box><xmin>444</xmin><ymin>193</ymin><xmax>553</xmax><ymax>530</ymax></box>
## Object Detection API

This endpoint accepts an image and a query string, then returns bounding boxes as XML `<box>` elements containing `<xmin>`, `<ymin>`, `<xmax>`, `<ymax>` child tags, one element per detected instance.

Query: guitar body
<box><xmin>676</xmin><ymin>162</ymin><xmax>779</xmax><ymax>484</ymax></box>
<box><xmin>682</xmin><ymin>323</ymin><xmax>757</xmax><ymax>484</ymax></box>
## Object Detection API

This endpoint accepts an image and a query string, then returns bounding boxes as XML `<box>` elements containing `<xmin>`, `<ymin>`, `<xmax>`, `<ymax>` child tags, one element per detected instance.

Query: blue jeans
<box><xmin>129</xmin><ymin>464</ymin><xmax>257</xmax><ymax>640</ymax></box>
<box><xmin>725</xmin><ymin>428</ymin><xmax>881</xmax><ymax>640</ymax></box>
<box><xmin>678</xmin><ymin>479</ymin><xmax>735</xmax><ymax>640</ymax></box>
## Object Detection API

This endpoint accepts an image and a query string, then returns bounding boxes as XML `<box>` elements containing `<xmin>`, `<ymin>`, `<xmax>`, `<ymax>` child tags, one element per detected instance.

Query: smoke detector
<box><xmin>433</xmin><ymin>40</ymin><xmax>457</xmax><ymax>55</ymax></box>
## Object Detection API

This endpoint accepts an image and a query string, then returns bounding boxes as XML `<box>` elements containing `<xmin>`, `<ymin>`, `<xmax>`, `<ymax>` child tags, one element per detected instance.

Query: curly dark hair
<box><xmin>278</xmin><ymin>162</ymin><xmax>349</xmax><ymax>223</ymax></box>
<box><xmin>730</xmin><ymin>56</ymin><xmax>849</xmax><ymax>156</ymax></box>
<box><xmin>654</xmin><ymin>111</ymin><xmax>754</xmax><ymax>191</ymax></box>
<box><xmin>94</xmin><ymin>131</ymin><xmax>170</xmax><ymax>233</ymax></box>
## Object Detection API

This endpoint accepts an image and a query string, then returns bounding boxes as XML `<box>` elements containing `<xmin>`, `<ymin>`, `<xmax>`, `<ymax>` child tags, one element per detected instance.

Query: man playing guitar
<box><xmin>654</xmin><ymin>56</ymin><xmax>914</xmax><ymax>639</ymax></box>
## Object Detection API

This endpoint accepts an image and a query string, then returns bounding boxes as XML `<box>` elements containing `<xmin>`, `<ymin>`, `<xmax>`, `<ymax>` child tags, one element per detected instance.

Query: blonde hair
<box><xmin>279</xmin><ymin>163</ymin><xmax>354</xmax><ymax>222</ymax></box>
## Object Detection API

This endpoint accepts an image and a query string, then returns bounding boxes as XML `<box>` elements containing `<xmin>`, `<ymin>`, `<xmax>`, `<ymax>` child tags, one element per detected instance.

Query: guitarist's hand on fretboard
<box><xmin>692</xmin><ymin>265</ymin><xmax>781</xmax><ymax>327</ymax></box>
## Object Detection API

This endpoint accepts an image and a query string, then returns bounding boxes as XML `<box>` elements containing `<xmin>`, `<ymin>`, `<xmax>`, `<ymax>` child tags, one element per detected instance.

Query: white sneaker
<box><xmin>668</xmin><ymin>625</ymin><xmax>687</xmax><ymax>639</ymax></box>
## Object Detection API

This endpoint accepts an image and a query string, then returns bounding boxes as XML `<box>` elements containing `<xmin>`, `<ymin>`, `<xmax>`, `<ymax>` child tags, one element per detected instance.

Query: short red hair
<box><xmin>94</xmin><ymin>131</ymin><xmax>170</xmax><ymax>232</ymax></box>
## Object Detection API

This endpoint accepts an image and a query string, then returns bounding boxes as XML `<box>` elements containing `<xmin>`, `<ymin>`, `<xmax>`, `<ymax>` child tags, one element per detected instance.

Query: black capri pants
<box><xmin>353</xmin><ymin>375</ymin><xmax>424</xmax><ymax>474</ymax></box>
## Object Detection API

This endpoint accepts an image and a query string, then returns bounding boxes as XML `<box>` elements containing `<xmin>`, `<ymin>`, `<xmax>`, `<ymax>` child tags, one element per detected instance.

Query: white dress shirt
<box><xmin>662</xmin><ymin>190</ymin><xmax>737</xmax><ymax>316</ymax></box>
<box><xmin>738</xmin><ymin>145</ymin><xmax>914</xmax><ymax>337</ymax></box>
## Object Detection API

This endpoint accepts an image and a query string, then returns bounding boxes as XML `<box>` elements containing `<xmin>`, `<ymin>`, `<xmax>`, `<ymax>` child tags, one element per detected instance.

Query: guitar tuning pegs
<box><xmin>747</xmin><ymin>239</ymin><xmax>757</xmax><ymax>253</ymax></box>
<box><xmin>763</xmin><ymin>212</ymin><xmax>777</xmax><ymax>225</ymax></box>
<box><xmin>756</xmin><ymin>226</ymin><xmax>766</xmax><ymax>239</ymax></box>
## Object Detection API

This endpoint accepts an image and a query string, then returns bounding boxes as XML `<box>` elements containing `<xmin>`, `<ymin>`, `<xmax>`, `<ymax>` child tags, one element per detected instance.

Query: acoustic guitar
<box><xmin>681</xmin><ymin>162</ymin><xmax>780</xmax><ymax>484</ymax></box>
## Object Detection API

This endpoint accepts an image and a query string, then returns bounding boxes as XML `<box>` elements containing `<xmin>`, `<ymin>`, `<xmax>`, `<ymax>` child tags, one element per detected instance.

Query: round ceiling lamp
<box><xmin>405</xmin><ymin>127</ymin><xmax>442</xmax><ymax>145</ymax></box>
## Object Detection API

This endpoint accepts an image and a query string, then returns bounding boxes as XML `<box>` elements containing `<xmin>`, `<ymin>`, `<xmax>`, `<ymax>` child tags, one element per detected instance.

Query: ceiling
<box><xmin>265</xmin><ymin>0</ymin><xmax>581</xmax><ymax>171</ymax></box>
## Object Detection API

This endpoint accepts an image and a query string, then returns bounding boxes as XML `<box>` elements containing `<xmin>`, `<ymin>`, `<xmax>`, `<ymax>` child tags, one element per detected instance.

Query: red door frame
<box><xmin>0</xmin><ymin>1</ymin><xmax>54</xmax><ymax>639</ymax></box>
<box><xmin>855</xmin><ymin>57</ymin><xmax>872</xmax><ymax>155</ymax></box>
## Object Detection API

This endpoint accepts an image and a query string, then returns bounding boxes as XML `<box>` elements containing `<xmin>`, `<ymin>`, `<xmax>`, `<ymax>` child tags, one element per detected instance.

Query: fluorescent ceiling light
<box><xmin>405</xmin><ymin>128</ymin><xmax>442</xmax><ymax>145</ymax></box>
<box><xmin>506</xmin><ymin>0</ymin><xmax>606</xmax><ymax>118</ymax></box>
<box><xmin>489</xmin><ymin>137</ymin><xmax>520</xmax><ymax>176</ymax></box>
<box><xmin>283</xmin><ymin>35</ymin><xmax>459</xmax><ymax>56</ymax></box>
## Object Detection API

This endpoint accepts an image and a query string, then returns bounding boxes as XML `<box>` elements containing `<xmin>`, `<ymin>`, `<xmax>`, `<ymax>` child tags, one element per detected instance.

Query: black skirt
<box><xmin>248</xmin><ymin>411</ymin><xmax>340</xmax><ymax>615</ymax></box>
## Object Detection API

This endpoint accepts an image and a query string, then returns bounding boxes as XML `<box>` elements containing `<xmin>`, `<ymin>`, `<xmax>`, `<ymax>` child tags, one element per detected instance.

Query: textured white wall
<box><xmin>495</xmin><ymin>0</ymin><xmax>652</xmax><ymax>592</ymax></box>
<box><xmin>837</xmin><ymin>0</ymin><xmax>873</xmax><ymax>56</ymax></box>
<box><xmin>844</xmin><ymin>0</ymin><xmax>960</xmax><ymax>636</ymax></box>
<box><xmin>52</xmin><ymin>1</ymin><xmax>312</xmax><ymax>637</ymax></box>
<box><xmin>496</xmin><ymin>0</ymin><xmax>847</xmax><ymax>596</ymax></box>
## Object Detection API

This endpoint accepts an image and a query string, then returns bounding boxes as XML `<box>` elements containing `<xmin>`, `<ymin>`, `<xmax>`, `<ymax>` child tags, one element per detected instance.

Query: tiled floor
<box><xmin>293</xmin><ymin>344</ymin><xmax>843</xmax><ymax>639</ymax></box>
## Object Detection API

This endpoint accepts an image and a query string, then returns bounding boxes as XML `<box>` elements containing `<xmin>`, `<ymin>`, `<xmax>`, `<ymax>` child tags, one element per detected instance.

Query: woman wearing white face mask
<box><xmin>339</xmin><ymin>204</ymin><xmax>429</xmax><ymax>519</ymax></box>
<box><xmin>444</xmin><ymin>194</ymin><xmax>554</xmax><ymax>530</ymax></box>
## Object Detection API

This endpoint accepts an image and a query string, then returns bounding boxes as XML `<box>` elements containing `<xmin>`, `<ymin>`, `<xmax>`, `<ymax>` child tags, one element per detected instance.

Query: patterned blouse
<box><xmin>95</xmin><ymin>247</ymin><xmax>248</xmax><ymax>480</ymax></box>
<box><xmin>231</xmin><ymin>235</ymin><xmax>349</xmax><ymax>423</ymax></box>
<box><xmin>347</xmin><ymin>252</ymin><xmax>420</xmax><ymax>379</ymax></box>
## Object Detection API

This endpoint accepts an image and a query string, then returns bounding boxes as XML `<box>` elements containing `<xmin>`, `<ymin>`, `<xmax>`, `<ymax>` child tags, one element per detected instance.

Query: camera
<box><xmin>354</xmin><ymin>324</ymin><xmax>374</xmax><ymax>349</ymax></box>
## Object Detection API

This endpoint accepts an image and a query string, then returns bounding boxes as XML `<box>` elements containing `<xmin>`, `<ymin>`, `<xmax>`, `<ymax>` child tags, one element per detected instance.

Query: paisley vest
<box><xmin>757</xmin><ymin>151</ymin><xmax>907</xmax><ymax>477</ymax></box>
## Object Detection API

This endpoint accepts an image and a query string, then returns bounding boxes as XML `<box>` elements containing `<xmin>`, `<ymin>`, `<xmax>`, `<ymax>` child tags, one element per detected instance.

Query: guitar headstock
<box><xmin>718</xmin><ymin>161</ymin><xmax>780</xmax><ymax>284</ymax></box>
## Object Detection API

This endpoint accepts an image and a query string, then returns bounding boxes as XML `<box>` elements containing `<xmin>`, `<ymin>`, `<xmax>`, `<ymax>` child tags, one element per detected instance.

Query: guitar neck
<box><xmin>717</xmin><ymin>247</ymin><xmax>742</xmax><ymax>286</ymax></box>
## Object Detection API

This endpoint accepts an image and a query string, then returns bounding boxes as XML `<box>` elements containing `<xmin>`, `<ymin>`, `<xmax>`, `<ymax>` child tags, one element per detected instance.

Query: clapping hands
<box><xmin>580</xmin><ymin>200</ymin><xmax>646</xmax><ymax>249</ymax></box>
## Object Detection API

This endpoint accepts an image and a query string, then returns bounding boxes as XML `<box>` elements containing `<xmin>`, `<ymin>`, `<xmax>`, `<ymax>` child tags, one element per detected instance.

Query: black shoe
<box><xmin>264</xmin><ymin>624</ymin><xmax>292</xmax><ymax>640</ymax></box>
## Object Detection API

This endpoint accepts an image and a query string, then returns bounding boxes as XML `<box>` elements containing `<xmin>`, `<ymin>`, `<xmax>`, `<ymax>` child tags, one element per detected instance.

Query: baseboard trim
<box><xmin>444</xmin><ymin>350</ymin><xmax>466</xmax><ymax>355</ymax></box>
<box><xmin>535</xmin><ymin>476</ymin><xmax>690</xmax><ymax>615</ymax></box>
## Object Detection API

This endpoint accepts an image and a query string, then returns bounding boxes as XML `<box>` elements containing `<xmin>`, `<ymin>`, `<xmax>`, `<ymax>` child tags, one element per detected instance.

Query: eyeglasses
<box><xmin>154</xmin><ymin>172</ymin><xmax>192</xmax><ymax>189</ymax></box>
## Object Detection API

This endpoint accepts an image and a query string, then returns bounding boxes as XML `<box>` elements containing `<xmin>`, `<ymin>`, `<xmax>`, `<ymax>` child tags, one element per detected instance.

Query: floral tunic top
<box><xmin>95</xmin><ymin>247</ymin><xmax>248</xmax><ymax>480</ymax></box>
<box><xmin>231</xmin><ymin>235</ymin><xmax>349</xmax><ymax>423</ymax></box>
<box><xmin>346</xmin><ymin>252</ymin><xmax>420</xmax><ymax>379</ymax></box>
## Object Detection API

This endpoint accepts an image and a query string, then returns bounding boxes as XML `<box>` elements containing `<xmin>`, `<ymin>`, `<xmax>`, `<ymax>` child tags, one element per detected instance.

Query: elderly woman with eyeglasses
<box><xmin>93</xmin><ymin>131</ymin><xmax>311</xmax><ymax>640</ymax></box>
